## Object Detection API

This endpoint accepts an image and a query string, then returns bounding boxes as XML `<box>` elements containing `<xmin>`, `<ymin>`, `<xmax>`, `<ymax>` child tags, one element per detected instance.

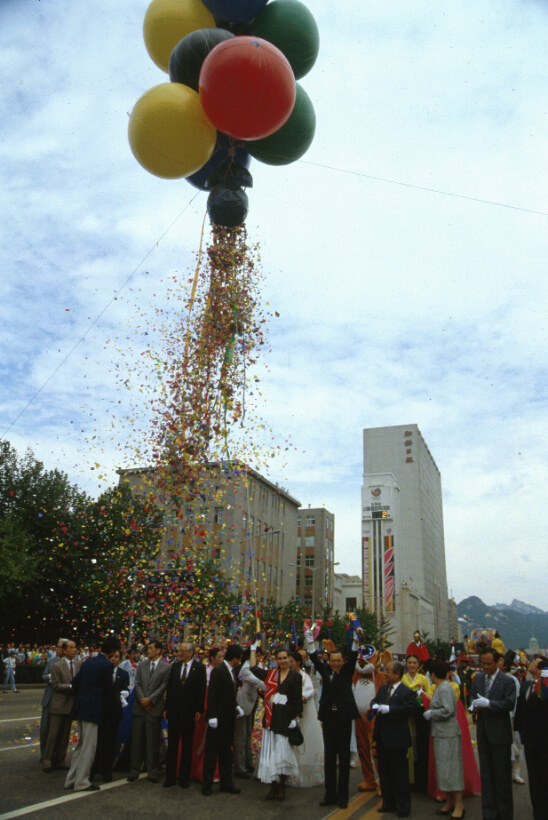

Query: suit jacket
<box><xmin>133</xmin><ymin>658</ymin><xmax>171</xmax><ymax>718</ymax></box>
<box><xmin>165</xmin><ymin>659</ymin><xmax>206</xmax><ymax>721</ymax></box>
<box><xmin>430</xmin><ymin>680</ymin><xmax>461</xmax><ymax>738</ymax></box>
<box><xmin>50</xmin><ymin>658</ymin><xmax>81</xmax><ymax>715</ymax></box>
<box><xmin>514</xmin><ymin>679</ymin><xmax>548</xmax><ymax>750</ymax></box>
<box><xmin>470</xmin><ymin>669</ymin><xmax>515</xmax><ymax>745</ymax></box>
<box><xmin>372</xmin><ymin>682</ymin><xmax>416</xmax><ymax>749</ymax></box>
<box><xmin>236</xmin><ymin>661</ymin><xmax>264</xmax><ymax>716</ymax></box>
<box><xmin>311</xmin><ymin>649</ymin><xmax>360</xmax><ymax>723</ymax></box>
<box><xmin>41</xmin><ymin>655</ymin><xmax>62</xmax><ymax>708</ymax></box>
<box><xmin>206</xmin><ymin>662</ymin><xmax>239</xmax><ymax>728</ymax></box>
<box><xmin>103</xmin><ymin>666</ymin><xmax>130</xmax><ymax>724</ymax></box>
<box><xmin>71</xmin><ymin>653</ymin><xmax>114</xmax><ymax>724</ymax></box>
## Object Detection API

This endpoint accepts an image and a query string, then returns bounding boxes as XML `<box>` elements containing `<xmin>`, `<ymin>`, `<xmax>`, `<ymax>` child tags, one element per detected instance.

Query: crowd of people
<box><xmin>6</xmin><ymin>627</ymin><xmax>548</xmax><ymax>819</ymax></box>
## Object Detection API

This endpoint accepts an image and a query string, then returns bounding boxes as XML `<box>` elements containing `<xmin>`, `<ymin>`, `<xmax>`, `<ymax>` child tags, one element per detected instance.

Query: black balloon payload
<box><xmin>206</xmin><ymin>159</ymin><xmax>252</xmax><ymax>227</ymax></box>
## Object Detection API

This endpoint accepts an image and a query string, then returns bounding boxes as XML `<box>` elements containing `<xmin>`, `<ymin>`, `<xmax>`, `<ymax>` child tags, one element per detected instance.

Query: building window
<box><xmin>296</xmin><ymin>536</ymin><xmax>301</xmax><ymax>547</ymax></box>
<box><xmin>296</xmin><ymin>575</ymin><xmax>300</xmax><ymax>587</ymax></box>
<box><xmin>296</xmin><ymin>553</ymin><xmax>301</xmax><ymax>566</ymax></box>
<box><xmin>305</xmin><ymin>555</ymin><xmax>314</xmax><ymax>567</ymax></box>
<box><xmin>297</xmin><ymin>516</ymin><xmax>301</xmax><ymax>527</ymax></box>
<box><xmin>304</xmin><ymin>536</ymin><xmax>315</xmax><ymax>547</ymax></box>
<box><xmin>304</xmin><ymin>595</ymin><xmax>313</xmax><ymax>606</ymax></box>
<box><xmin>214</xmin><ymin>507</ymin><xmax>223</xmax><ymax>524</ymax></box>
<box><xmin>306</xmin><ymin>515</ymin><xmax>315</xmax><ymax>526</ymax></box>
<box><xmin>345</xmin><ymin>597</ymin><xmax>357</xmax><ymax>611</ymax></box>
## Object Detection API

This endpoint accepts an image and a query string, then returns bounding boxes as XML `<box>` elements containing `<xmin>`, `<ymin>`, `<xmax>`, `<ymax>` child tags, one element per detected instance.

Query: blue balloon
<box><xmin>202</xmin><ymin>0</ymin><xmax>269</xmax><ymax>24</ymax></box>
<box><xmin>186</xmin><ymin>132</ymin><xmax>251</xmax><ymax>191</ymax></box>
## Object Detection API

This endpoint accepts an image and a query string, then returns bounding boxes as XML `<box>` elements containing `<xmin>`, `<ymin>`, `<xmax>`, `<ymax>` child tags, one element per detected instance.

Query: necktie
<box><xmin>150</xmin><ymin>662</ymin><xmax>155</xmax><ymax>675</ymax></box>
<box><xmin>181</xmin><ymin>663</ymin><xmax>188</xmax><ymax>684</ymax></box>
<box><xmin>485</xmin><ymin>675</ymin><xmax>492</xmax><ymax>696</ymax></box>
<box><xmin>69</xmin><ymin>660</ymin><xmax>74</xmax><ymax>677</ymax></box>
<box><xmin>385</xmin><ymin>685</ymin><xmax>393</xmax><ymax>703</ymax></box>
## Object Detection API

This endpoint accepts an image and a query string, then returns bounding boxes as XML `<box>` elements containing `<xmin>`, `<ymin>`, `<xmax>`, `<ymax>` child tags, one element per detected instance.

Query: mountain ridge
<box><xmin>457</xmin><ymin>596</ymin><xmax>548</xmax><ymax>650</ymax></box>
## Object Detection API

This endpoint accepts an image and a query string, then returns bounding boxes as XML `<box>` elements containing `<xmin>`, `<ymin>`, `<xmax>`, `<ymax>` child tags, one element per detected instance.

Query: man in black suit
<box><xmin>64</xmin><ymin>636</ymin><xmax>121</xmax><ymax>792</ymax></box>
<box><xmin>513</xmin><ymin>656</ymin><xmax>548</xmax><ymax>820</ymax></box>
<box><xmin>307</xmin><ymin>630</ymin><xmax>360</xmax><ymax>810</ymax></box>
<box><xmin>470</xmin><ymin>647</ymin><xmax>516</xmax><ymax>820</ymax></box>
<box><xmin>371</xmin><ymin>660</ymin><xmax>416</xmax><ymax>818</ymax></box>
<box><xmin>202</xmin><ymin>644</ymin><xmax>244</xmax><ymax>797</ymax></box>
<box><xmin>164</xmin><ymin>641</ymin><xmax>206</xmax><ymax>789</ymax></box>
<box><xmin>91</xmin><ymin>648</ymin><xmax>130</xmax><ymax>783</ymax></box>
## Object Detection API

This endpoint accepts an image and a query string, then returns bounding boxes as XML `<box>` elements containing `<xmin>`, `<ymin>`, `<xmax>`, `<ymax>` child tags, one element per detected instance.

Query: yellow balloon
<box><xmin>128</xmin><ymin>83</ymin><xmax>216</xmax><ymax>179</ymax></box>
<box><xmin>143</xmin><ymin>0</ymin><xmax>216</xmax><ymax>73</ymax></box>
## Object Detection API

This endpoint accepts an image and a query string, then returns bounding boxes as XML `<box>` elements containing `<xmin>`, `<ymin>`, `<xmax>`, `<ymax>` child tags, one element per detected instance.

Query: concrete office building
<box><xmin>333</xmin><ymin>573</ymin><xmax>363</xmax><ymax>615</ymax></box>
<box><xmin>362</xmin><ymin>425</ymin><xmax>450</xmax><ymax>650</ymax></box>
<box><xmin>295</xmin><ymin>507</ymin><xmax>335</xmax><ymax>617</ymax></box>
<box><xmin>118</xmin><ymin>461</ymin><xmax>301</xmax><ymax>607</ymax></box>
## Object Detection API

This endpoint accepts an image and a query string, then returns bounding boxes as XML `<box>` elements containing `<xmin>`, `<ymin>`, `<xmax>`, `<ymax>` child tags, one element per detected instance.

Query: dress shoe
<box><xmin>163</xmin><ymin>780</ymin><xmax>176</xmax><ymax>788</ymax></box>
<box><xmin>339</xmin><ymin>802</ymin><xmax>348</xmax><ymax>809</ymax></box>
<box><xmin>147</xmin><ymin>776</ymin><xmax>160</xmax><ymax>783</ymax></box>
<box><xmin>220</xmin><ymin>785</ymin><xmax>241</xmax><ymax>794</ymax></box>
<box><xmin>83</xmin><ymin>784</ymin><xmax>100</xmax><ymax>791</ymax></box>
<box><xmin>127</xmin><ymin>774</ymin><xmax>139</xmax><ymax>782</ymax></box>
<box><xmin>377</xmin><ymin>807</ymin><xmax>396</xmax><ymax>813</ymax></box>
<box><xmin>179</xmin><ymin>781</ymin><xmax>190</xmax><ymax>789</ymax></box>
<box><xmin>42</xmin><ymin>767</ymin><xmax>53</xmax><ymax>774</ymax></box>
<box><xmin>319</xmin><ymin>798</ymin><xmax>338</xmax><ymax>806</ymax></box>
<box><xmin>103</xmin><ymin>775</ymin><xmax>112</xmax><ymax>783</ymax></box>
<box><xmin>435</xmin><ymin>811</ymin><xmax>453</xmax><ymax>817</ymax></box>
<box><xmin>202</xmin><ymin>786</ymin><xmax>212</xmax><ymax>796</ymax></box>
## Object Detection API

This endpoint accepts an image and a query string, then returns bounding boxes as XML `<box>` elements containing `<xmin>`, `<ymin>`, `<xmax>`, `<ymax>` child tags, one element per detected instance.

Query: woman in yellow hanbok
<box><xmin>403</xmin><ymin>654</ymin><xmax>432</xmax><ymax>792</ymax></box>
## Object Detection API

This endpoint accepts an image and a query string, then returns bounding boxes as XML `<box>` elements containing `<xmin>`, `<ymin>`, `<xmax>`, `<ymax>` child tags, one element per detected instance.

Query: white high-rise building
<box><xmin>362</xmin><ymin>425</ymin><xmax>450</xmax><ymax>651</ymax></box>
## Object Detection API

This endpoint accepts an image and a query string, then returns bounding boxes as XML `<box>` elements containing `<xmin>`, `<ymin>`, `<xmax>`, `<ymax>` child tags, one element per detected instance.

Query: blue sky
<box><xmin>1</xmin><ymin>0</ymin><xmax>547</xmax><ymax>611</ymax></box>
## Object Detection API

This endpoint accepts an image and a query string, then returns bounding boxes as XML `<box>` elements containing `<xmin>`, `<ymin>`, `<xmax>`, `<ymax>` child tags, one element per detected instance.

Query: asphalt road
<box><xmin>0</xmin><ymin>690</ymin><xmax>533</xmax><ymax>820</ymax></box>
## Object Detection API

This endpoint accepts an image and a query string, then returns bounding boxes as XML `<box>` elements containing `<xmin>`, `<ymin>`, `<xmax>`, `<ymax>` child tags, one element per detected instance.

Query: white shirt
<box><xmin>388</xmin><ymin>681</ymin><xmax>402</xmax><ymax>697</ymax></box>
<box><xmin>181</xmin><ymin>661</ymin><xmax>192</xmax><ymax>680</ymax></box>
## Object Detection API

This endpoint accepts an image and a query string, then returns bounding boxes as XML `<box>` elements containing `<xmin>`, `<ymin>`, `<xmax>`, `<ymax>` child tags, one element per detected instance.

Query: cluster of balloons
<box><xmin>128</xmin><ymin>0</ymin><xmax>319</xmax><ymax>226</ymax></box>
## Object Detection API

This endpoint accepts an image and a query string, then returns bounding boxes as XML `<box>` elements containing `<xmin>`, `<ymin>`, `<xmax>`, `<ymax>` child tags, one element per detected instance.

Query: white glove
<box><xmin>351</xmin><ymin>635</ymin><xmax>360</xmax><ymax>651</ymax></box>
<box><xmin>378</xmin><ymin>705</ymin><xmax>390</xmax><ymax>715</ymax></box>
<box><xmin>423</xmin><ymin>710</ymin><xmax>432</xmax><ymax>721</ymax></box>
<box><xmin>235</xmin><ymin>706</ymin><xmax>245</xmax><ymax>718</ymax></box>
<box><xmin>371</xmin><ymin>703</ymin><xmax>380</xmax><ymax>711</ymax></box>
<box><xmin>541</xmin><ymin>669</ymin><xmax>548</xmax><ymax>678</ymax></box>
<box><xmin>208</xmin><ymin>718</ymin><xmax>218</xmax><ymax>729</ymax></box>
<box><xmin>288</xmin><ymin>719</ymin><xmax>297</xmax><ymax>729</ymax></box>
<box><xmin>474</xmin><ymin>696</ymin><xmax>490</xmax><ymax>709</ymax></box>
<box><xmin>304</xmin><ymin>628</ymin><xmax>315</xmax><ymax>646</ymax></box>
<box><xmin>250</xmin><ymin>641</ymin><xmax>259</xmax><ymax>651</ymax></box>
<box><xmin>120</xmin><ymin>689</ymin><xmax>129</xmax><ymax>708</ymax></box>
<box><xmin>513</xmin><ymin>730</ymin><xmax>521</xmax><ymax>746</ymax></box>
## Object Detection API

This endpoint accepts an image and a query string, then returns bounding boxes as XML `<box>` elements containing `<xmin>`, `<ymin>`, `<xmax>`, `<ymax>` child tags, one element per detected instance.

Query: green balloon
<box><xmin>249</xmin><ymin>0</ymin><xmax>319</xmax><ymax>80</ymax></box>
<box><xmin>245</xmin><ymin>83</ymin><xmax>316</xmax><ymax>166</ymax></box>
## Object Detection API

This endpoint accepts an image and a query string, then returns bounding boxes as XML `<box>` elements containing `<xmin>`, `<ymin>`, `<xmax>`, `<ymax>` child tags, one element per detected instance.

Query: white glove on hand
<box><xmin>250</xmin><ymin>641</ymin><xmax>259</xmax><ymax>651</ymax></box>
<box><xmin>208</xmin><ymin>718</ymin><xmax>218</xmax><ymax>729</ymax></box>
<box><xmin>351</xmin><ymin>636</ymin><xmax>360</xmax><ymax>651</ymax></box>
<box><xmin>541</xmin><ymin>669</ymin><xmax>548</xmax><ymax>678</ymax></box>
<box><xmin>475</xmin><ymin>696</ymin><xmax>490</xmax><ymax>709</ymax></box>
<box><xmin>120</xmin><ymin>689</ymin><xmax>129</xmax><ymax>708</ymax></box>
<box><xmin>304</xmin><ymin>628</ymin><xmax>315</xmax><ymax>646</ymax></box>
<box><xmin>371</xmin><ymin>703</ymin><xmax>380</xmax><ymax>711</ymax></box>
<box><xmin>378</xmin><ymin>705</ymin><xmax>390</xmax><ymax>715</ymax></box>
<box><xmin>513</xmin><ymin>730</ymin><xmax>521</xmax><ymax>746</ymax></box>
<box><xmin>235</xmin><ymin>706</ymin><xmax>245</xmax><ymax>718</ymax></box>
<box><xmin>423</xmin><ymin>710</ymin><xmax>432</xmax><ymax>721</ymax></box>
<box><xmin>288</xmin><ymin>719</ymin><xmax>297</xmax><ymax>729</ymax></box>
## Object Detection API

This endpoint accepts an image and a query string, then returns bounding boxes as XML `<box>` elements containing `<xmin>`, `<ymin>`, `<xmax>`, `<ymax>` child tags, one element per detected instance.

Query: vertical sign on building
<box><xmin>384</xmin><ymin>534</ymin><xmax>395</xmax><ymax>613</ymax></box>
<box><xmin>362</xmin><ymin>536</ymin><xmax>370</xmax><ymax>609</ymax></box>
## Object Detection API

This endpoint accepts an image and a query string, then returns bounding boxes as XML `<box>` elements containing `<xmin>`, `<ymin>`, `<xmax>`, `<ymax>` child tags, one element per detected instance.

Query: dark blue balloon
<box><xmin>202</xmin><ymin>0</ymin><xmax>269</xmax><ymax>25</ymax></box>
<box><xmin>186</xmin><ymin>133</ymin><xmax>251</xmax><ymax>191</ymax></box>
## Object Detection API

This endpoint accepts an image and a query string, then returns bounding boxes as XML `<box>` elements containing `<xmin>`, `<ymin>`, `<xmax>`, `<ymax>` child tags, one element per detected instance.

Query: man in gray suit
<box><xmin>470</xmin><ymin>647</ymin><xmax>516</xmax><ymax>820</ymax></box>
<box><xmin>127</xmin><ymin>640</ymin><xmax>171</xmax><ymax>784</ymax></box>
<box><xmin>40</xmin><ymin>638</ymin><xmax>66</xmax><ymax>761</ymax></box>
<box><xmin>42</xmin><ymin>640</ymin><xmax>80</xmax><ymax>772</ymax></box>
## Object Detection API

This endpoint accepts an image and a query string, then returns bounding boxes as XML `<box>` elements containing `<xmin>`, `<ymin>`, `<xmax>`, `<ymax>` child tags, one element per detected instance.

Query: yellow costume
<box><xmin>402</xmin><ymin>672</ymin><xmax>432</xmax><ymax>698</ymax></box>
<box><xmin>491</xmin><ymin>637</ymin><xmax>506</xmax><ymax>655</ymax></box>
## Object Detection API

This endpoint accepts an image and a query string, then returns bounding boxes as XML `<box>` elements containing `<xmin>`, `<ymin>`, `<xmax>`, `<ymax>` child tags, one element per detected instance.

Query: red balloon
<box><xmin>199</xmin><ymin>36</ymin><xmax>296</xmax><ymax>140</ymax></box>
